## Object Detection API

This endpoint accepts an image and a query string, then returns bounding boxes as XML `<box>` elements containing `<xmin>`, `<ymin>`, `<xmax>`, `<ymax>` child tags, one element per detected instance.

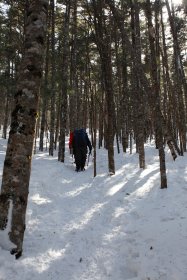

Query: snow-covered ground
<box><xmin>0</xmin><ymin>135</ymin><xmax>187</xmax><ymax>280</ymax></box>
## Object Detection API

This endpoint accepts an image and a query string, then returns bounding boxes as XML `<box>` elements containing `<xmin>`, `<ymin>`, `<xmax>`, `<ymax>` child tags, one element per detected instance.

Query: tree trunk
<box><xmin>0</xmin><ymin>0</ymin><xmax>48</xmax><ymax>258</ymax></box>
<box><xmin>92</xmin><ymin>0</ymin><xmax>115</xmax><ymax>174</ymax></box>
<box><xmin>131</xmin><ymin>0</ymin><xmax>145</xmax><ymax>169</ymax></box>
<box><xmin>93</xmin><ymin>87</ymin><xmax>97</xmax><ymax>177</ymax></box>
<box><xmin>69</xmin><ymin>0</ymin><xmax>78</xmax><ymax>131</ymax></box>
<box><xmin>165</xmin><ymin>0</ymin><xmax>187</xmax><ymax>153</ymax></box>
<box><xmin>58</xmin><ymin>0</ymin><xmax>71</xmax><ymax>162</ymax></box>
<box><xmin>49</xmin><ymin>0</ymin><xmax>56</xmax><ymax>156</ymax></box>
<box><xmin>145</xmin><ymin>0</ymin><xmax>167</xmax><ymax>188</ymax></box>
<box><xmin>2</xmin><ymin>95</ymin><xmax>9</xmax><ymax>139</ymax></box>
<box><xmin>39</xmin><ymin>19</ymin><xmax>50</xmax><ymax>151</ymax></box>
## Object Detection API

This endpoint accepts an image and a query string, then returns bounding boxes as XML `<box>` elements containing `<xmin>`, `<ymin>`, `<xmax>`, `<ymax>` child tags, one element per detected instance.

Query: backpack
<box><xmin>73</xmin><ymin>129</ymin><xmax>87</xmax><ymax>148</ymax></box>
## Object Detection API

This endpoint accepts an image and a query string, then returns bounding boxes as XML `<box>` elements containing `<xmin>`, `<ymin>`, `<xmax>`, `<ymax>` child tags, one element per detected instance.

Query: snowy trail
<box><xmin>26</xmin><ymin>151</ymin><xmax>135</xmax><ymax>280</ymax></box>
<box><xmin>0</xmin><ymin>138</ymin><xmax>187</xmax><ymax>280</ymax></box>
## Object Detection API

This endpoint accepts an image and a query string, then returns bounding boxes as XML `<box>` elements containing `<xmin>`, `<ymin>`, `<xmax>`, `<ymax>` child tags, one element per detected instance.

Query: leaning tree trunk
<box><xmin>166</xmin><ymin>0</ymin><xmax>187</xmax><ymax>153</ymax></box>
<box><xmin>107</xmin><ymin>0</ymin><xmax>179</xmax><ymax>162</ymax></box>
<box><xmin>0</xmin><ymin>0</ymin><xmax>48</xmax><ymax>258</ymax></box>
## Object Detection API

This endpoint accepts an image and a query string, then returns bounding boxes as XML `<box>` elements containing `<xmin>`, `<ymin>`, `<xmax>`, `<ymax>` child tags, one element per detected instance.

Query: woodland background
<box><xmin>0</xmin><ymin>0</ymin><xmax>187</xmax><ymax>181</ymax></box>
<box><xmin>0</xmin><ymin>0</ymin><xmax>187</xmax><ymax>258</ymax></box>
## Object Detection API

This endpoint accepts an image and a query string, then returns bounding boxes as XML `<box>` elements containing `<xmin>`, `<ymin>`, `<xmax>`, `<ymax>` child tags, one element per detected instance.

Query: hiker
<box><xmin>69</xmin><ymin>131</ymin><xmax>74</xmax><ymax>155</ymax></box>
<box><xmin>71</xmin><ymin>128</ymin><xmax>92</xmax><ymax>172</ymax></box>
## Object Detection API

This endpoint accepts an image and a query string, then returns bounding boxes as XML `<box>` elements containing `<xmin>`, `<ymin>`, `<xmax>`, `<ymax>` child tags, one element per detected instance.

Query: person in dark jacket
<box><xmin>71</xmin><ymin>128</ymin><xmax>92</xmax><ymax>172</ymax></box>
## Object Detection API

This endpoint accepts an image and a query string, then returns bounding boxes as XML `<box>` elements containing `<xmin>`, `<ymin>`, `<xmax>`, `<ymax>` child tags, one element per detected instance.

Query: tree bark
<box><xmin>131</xmin><ymin>0</ymin><xmax>145</xmax><ymax>168</ymax></box>
<box><xmin>145</xmin><ymin>0</ymin><xmax>167</xmax><ymax>188</ymax></box>
<box><xmin>165</xmin><ymin>0</ymin><xmax>187</xmax><ymax>153</ymax></box>
<box><xmin>49</xmin><ymin>0</ymin><xmax>56</xmax><ymax>156</ymax></box>
<box><xmin>39</xmin><ymin>17</ymin><xmax>50</xmax><ymax>151</ymax></box>
<box><xmin>0</xmin><ymin>0</ymin><xmax>48</xmax><ymax>258</ymax></box>
<box><xmin>58</xmin><ymin>0</ymin><xmax>71</xmax><ymax>162</ymax></box>
<box><xmin>91</xmin><ymin>0</ymin><xmax>115</xmax><ymax>174</ymax></box>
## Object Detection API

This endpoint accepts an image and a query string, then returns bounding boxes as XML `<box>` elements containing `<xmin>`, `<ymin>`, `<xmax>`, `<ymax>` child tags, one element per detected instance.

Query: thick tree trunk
<box><xmin>0</xmin><ymin>0</ymin><xmax>48</xmax><ymax>258</ymax></box>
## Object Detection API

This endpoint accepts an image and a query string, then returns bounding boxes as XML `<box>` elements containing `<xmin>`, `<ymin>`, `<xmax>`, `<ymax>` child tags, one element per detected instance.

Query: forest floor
<box><xmin>0</xmin><ymin>136</ymin><xmax>187</xmax><ymax>280</ymax></box>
